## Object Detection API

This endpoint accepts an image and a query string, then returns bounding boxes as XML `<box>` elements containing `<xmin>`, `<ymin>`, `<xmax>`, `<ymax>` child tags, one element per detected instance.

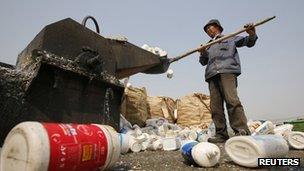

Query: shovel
<box><xmin>143</xmin><ymin>16</ymin><xmax>276</xmax><ymax>74</ymax></box>
<box><xmin>169</xmin><ymin>16</ymin><xmax>276</xmax><ymax>64</ymax></box>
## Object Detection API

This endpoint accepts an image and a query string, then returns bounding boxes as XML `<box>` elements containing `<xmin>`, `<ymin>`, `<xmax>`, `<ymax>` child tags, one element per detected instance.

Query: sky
<box><xmin>0</xmin><ymin>0</ymin><xmax>303</xmax><ymax>121</ymax></box>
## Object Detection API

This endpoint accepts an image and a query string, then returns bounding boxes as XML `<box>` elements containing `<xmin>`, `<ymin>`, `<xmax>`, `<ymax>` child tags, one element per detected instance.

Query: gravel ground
<box><xmin>112</xmin><ymin>143</ymin><xmax>304</xmax><ymax>171</ymax></box>
<box><xmin>0</xmin><ymin>145</ymin><xmax>303</xmax><ymax>170</ymax></box>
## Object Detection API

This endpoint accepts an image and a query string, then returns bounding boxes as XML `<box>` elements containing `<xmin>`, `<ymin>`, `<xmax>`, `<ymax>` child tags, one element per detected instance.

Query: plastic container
<box><xmin>129</xmin><ymin>136</ymin><xmax>142</xmax><ymax>153</ymax></box>
<box><xmin>247</xmin><ymin>120</ymin><xmax>262</xmax><ymax>134</ymax></box>
<box><xmin>191</xmin><ymin>142</ymin><xmax>220</xmax><ymax>167</ymax></box>
<box><xmin>287</xmin><ymin>131</ymin><xmax>304</xmax><ymax>150</ymax></box>
<box><xmin>273</xmin><ymin>124</ymin><xmax>293</xmax><ymax>138</ymax></box>
<box><xmin>225</xmin><ymin>135</ymin><xmax>289</xmax><ymax>167</ymax></box>
<box><xmin>251</xmin><ymin>121</ymin><xmax>275</xmax><ymax>136</ymax></box>
<box><xmin>197</xmin><ymin>133</ymin><xmax>209</xmax><ymax>142</ymax></box>
<box><xmin>166</xmin><ymin>69</ymin><xmax>173</xmax><ymax>79</ymax></box>
<box><xmin>163</xmin><ymin>137</ymin><xmax>181</xmax><ymax>151</ymax></box>
<box><xmin>188</xmin><ymin>130</ymin><xmax>198</xmax><ymax>140</ymax></box>
<box><xmin>141</xmin><ymin>140</ymin><xmax>151</xmax><ymax>151</ymax></box>
<box><xmin>0</xmin><ymin>122</ymin><xmax>120</xmax><ymax>171</ymax></box>
<box><xmin>119</xmin><ymin>114</ymin><xmax>132</xmax><ymax>133</ymax></box>
<box><xmin>180</xmin><ymin>140</ymin><xmax>199</xmax><ymax>164</ymax></box>
<box><xmin>119</xmin><ymin>133</ymin><xmax>130</xmax><ymax>154</ymax></box>
<box><xmin>150</xmin><ymin>139</ymin><xmax>163</xmax><ymax>151</ymax></box>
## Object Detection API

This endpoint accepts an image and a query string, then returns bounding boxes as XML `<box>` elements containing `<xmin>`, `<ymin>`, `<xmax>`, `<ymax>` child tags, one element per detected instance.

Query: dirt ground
<box><xmin>112</xmin><ymin>143</ymin><xmax>304</xmax><ymax>171</ymax></box>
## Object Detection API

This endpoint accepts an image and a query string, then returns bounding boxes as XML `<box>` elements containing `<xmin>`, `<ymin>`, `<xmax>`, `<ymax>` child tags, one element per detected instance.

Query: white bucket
<box><xmin>191</xmin><ymin>142</ymin><xmax>220</xmax><ymax>167</ymax></box>
<box><xmin>225</xmin><ymin>135</ymin><xmax>289</xmax><ymax>167</ymax></box>
<box><xmin>251</xmin><ymin>121</ymin><xmax>275</xmax><ymax>136</ymax></box>
<box><xmin>0</xmin><ymin>122</ymin><xmax>120</xmax><ymax>171</ymax></box>
<box><xmin>287</xmin><ymin>131</ymin><xmax>304</xmax><ymax>150</ymax></box>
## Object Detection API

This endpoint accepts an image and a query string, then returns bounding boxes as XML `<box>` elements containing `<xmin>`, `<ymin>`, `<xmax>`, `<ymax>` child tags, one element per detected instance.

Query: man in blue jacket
<box><xmin>199</xmin><ymin>19</ymin><xmax>258</xmax><ymax>143</ymax></box>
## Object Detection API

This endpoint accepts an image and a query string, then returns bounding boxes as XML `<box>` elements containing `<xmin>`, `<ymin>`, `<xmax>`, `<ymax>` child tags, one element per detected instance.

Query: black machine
<box><xmin>0</xmin><ymin>16</ymin><xmax>169</xmax><ymax>144</ymax></box>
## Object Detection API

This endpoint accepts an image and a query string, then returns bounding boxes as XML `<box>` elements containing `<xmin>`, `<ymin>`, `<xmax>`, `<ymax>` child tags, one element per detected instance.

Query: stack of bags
<box><xmin>121</xmin><ymin>86</ymin><xmax>212</xmax><ymax>130</ymax></box>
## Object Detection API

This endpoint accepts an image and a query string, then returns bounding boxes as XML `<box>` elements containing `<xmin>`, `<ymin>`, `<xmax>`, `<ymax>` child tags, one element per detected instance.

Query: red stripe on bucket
<box><xmin>43</xmin><ymin>123</ymin><xmax>108</xmax><ymax>171</ymax></box>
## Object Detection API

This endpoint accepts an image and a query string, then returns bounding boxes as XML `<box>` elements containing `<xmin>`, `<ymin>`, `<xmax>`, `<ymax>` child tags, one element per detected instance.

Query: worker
<box><xmin>199</xmin><ymin>19</ymin><xmax>258</xmax><ymax>143</ymax></box>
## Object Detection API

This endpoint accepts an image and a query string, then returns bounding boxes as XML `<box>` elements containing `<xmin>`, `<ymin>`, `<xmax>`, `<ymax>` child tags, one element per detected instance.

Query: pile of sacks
<box><xmin>120</xmin><ymin>86</ymin><xmax>212</xmax><ymax>129</ymax></box>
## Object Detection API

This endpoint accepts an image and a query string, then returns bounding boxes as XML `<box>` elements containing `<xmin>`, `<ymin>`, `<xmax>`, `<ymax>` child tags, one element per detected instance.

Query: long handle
<box><xmin>169</xmin><ymin>16</ymin><xmax>276</xmax><ymax>64</ymax></box>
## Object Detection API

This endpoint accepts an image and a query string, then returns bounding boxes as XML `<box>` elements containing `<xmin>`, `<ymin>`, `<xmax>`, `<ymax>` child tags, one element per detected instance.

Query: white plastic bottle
<box><xmin>273</xmin><ymin>124</ymin><xmax>293</xmax><ymax>138</ymax></box>
<box><xmin>251</xmin><ymin>121</ymin><xmax>275</xmax><ymax>135</ymax></box>
<box><xmin>191</xmin><ymin>142</ymin><xmax>220</xmax><ymax>167</ymax></box>
<box><xmin>225</xmin><ymin>135</ymin><xmax>289</xmax><ymax>167</ymax></box>
<box><xmin>0</xmin><ymin>122</ymin><xmax>120</xmax><ymax>171</ymax></box>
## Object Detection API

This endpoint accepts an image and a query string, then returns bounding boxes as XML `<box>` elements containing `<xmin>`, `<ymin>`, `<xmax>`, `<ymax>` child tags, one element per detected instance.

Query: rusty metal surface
<box><xmin>0</xmin><ymin>51</ymin><xmax>124</xmax><ymax>145</ymax></box>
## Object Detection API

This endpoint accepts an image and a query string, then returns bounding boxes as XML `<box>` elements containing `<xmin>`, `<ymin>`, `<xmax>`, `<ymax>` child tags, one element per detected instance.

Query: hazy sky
<box><xmin>0</xmin><ymin>0</ymin><xmax>303</xmax><ymax>120</ymax></box>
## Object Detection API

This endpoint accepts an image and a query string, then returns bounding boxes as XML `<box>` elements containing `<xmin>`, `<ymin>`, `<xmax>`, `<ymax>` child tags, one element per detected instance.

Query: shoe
<box><xmin>207</xmin><ymin>136</ymin><xmax>228</xmax><ymax>143</ymax></box>
<box><xmin>234</xmin><ymin>129</ymin><xmax>250</xmax><ymax>136</ymax></box>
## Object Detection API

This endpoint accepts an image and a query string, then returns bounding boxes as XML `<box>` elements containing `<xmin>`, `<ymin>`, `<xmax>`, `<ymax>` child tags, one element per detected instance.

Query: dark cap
<box><xmin>203</xmin><ymin>19</ymin><xmax>223</xmax><ymax>33</ymax></box>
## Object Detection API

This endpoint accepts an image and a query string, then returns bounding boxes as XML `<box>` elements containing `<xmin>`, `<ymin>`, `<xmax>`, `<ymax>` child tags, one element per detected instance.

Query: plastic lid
<box><xmin>288</xmin><ymin>131</ymin><xmax>304</xmax><ymax>150</ymax></box>
<box><xmin>225</xmin><ymin>136</ymin><xmax>262</xmax><ymax>167</ymax></box>
<box><xmin>0</xmin><ymin>122</ymin><xmax>50</xmax><ymax>171</ymax></box>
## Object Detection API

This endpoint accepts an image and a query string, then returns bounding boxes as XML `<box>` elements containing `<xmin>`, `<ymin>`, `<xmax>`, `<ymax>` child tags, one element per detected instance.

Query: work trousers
<box><xmin>208</xmin><ymin>73</ymin><xmax>250</xmax><ymax>138</ymax></box>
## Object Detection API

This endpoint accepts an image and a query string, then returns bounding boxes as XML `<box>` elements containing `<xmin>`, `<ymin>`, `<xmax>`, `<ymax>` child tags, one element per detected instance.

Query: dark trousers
<box><xmin>208</xmin><ymin>73</ymin><xmax>250</xmax><ymax>138</ymax></box>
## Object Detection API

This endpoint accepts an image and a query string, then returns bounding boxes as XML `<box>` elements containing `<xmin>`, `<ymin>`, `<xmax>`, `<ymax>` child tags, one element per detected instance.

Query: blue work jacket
<box><xmin>199</xmin><ymin>34</ymin><xmax>258</xmax><ymax>81</ymax></box>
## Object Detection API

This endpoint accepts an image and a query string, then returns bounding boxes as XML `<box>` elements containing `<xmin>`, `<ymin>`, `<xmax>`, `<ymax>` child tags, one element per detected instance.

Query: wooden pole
<box><xmin>169</xmin><ymin>16</ymin><xmax>276</xmax><ymax>64</ymax></box>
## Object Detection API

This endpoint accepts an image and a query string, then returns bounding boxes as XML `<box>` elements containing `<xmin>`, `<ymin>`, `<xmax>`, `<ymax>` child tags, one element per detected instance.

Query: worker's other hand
<box><xmin>244</xmin><ymin>23</ymin><xmax>256</xmax><ymax>36</ymax></box>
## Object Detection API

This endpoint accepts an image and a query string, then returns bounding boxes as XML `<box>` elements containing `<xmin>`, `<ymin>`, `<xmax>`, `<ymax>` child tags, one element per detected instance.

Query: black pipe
<box><xmin>82</xmin><ymin>16</ymin><xmax>100</xmax><ymax>34</ymax></box>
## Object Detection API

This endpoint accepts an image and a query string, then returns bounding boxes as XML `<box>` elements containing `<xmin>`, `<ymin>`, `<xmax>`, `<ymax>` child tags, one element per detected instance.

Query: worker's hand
<box><xmin>244</xmin><ymin>23</ymin><xmax>256</xmax><ymax>36</ymax></box>
<box><xmin>198</xmin><ymin>46</ymin><xmax>206</xmax><ymax>54</ymax></box>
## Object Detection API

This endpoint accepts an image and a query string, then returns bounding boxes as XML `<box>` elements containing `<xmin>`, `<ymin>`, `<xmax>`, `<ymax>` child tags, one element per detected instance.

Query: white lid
<box><xmin>288</xmin><ymin>131</ymin><xmax>304</xmax><ymax>150</ymax></box>
<box><xmin>129</xmin><ymin>137</ymin><xmax>142</xmax><ymax>153</ymax></box>
<box><xmin>0</xmin><ymin>122</ymin><xmax>50</xmax><ymax>171</ymax></box>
